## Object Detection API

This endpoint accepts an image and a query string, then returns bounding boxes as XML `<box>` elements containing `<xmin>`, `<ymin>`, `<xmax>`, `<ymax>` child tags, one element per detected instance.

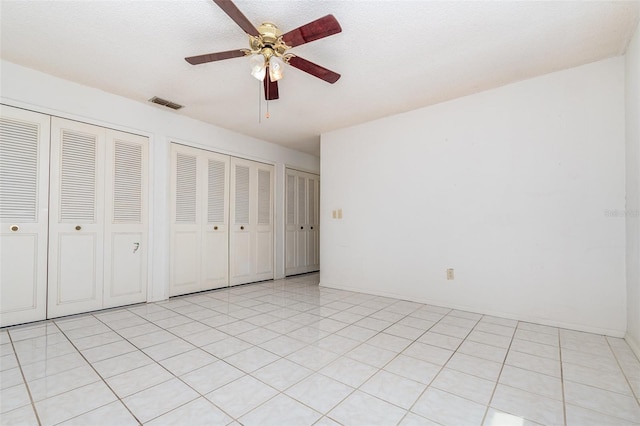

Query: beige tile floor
<box><xmin>1</xmin><ymin>273</ymin><xmax>639</xmax><ymax>425</ymax></box>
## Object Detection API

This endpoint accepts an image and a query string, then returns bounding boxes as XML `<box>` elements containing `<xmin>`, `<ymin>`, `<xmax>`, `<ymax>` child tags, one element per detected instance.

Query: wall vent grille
<box><xmin>149</xmin><ymin>96</ymin><xmax>183</xmax><ymax>110</ymax></box>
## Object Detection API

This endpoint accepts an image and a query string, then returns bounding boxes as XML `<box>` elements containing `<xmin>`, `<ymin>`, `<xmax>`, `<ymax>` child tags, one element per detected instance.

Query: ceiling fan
<box><xmin>185</xmin><ymin>0</ymin><xmax>342</xmax><ymax>100</ymax></box>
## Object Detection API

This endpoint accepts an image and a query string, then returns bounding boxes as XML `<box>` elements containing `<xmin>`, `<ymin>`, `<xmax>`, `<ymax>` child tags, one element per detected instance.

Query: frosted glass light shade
<box><xmin>250</xmin><ymin>54</ymin><xmax>266</xmax><ymax>81</ymax></box>
<box><xmin>269</xmin><ymin>56</ymin><xmax>284</xmax><ymax>82</ymax></box>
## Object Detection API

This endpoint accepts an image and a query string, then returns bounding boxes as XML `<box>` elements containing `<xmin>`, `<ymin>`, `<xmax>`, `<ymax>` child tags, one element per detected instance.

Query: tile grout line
<box><xmin>478</xmin><ymin>316</ymin><xmax>517</xmax><ymax>426</ymax></box>
<box><xmin>90</xmin><ymin>306</ymin><xmax>242</xmax><ymax>424</ymax></box>
<box><xmin>49</xmin><ymin>319</ymin><xmax>143</xmax><ymax>426</ymax></box>
<box><xmin>559</xmin><ymin>328</ymin><xmax>567</xmax><ymax>426</ymax></box>
<box><xmin>5</xmin><ymin>328</ymin><xmax>43</xmax><ymax>426</ymax></box>
<box><xmin>606</xmin><ymin>336</ymin><xmax>640</xmax><ymax>404</ymax></box>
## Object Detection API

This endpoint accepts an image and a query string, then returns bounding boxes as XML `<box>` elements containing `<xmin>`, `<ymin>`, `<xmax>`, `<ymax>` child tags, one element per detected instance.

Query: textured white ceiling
<box><xmin>1</xmin><ymin>1</ymin><xmax>638</xmax><ymax>156</ymax></box>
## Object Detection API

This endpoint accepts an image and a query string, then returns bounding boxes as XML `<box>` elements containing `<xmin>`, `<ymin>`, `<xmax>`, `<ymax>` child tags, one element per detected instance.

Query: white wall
<box><xmin>321</xmin><ymin>57</ymin><xmax>627</xmax><ymax>336</ymax></box>
<box><xmin>626</xmin><ymin>22</ymin><xmax>640</xmax><ymax>355</ymax></box>
<box><xmin>0</xmin><ymin>60</ymin><xmax>320</xmax><ymax>301</ymax></box>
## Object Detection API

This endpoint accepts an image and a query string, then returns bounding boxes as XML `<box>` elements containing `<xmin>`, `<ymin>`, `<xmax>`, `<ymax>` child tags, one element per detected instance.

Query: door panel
<box><xmin>202</xmin><ymin>155</ymin><xmax>229</xmax><ymax>290</ymax></box>
<box><xmin>0</xmin><ymin>234</ymin><xmax>40</xmax><ymax>322</ymax></box>
<box><xmin>231</xmin><ymin>227</ymin><xmax>252</xmax><ymax>282</ymax></box>
<box><xmin>170</xmin><ymin>148</ymin><xmax>201</xmax><ymax>296</ymax></box>
<box><xmin>254</xmin><ymin>167</ymin><xmax>273</xmax><ymax>280</ymax></box>
<box><xmin>285</xmin><ymin>173</ymin><xmax>297</xmax><ymax>271</ymax></box>
<box><xmin>230</xmin><ymin>158</ymin><xmax>273</xmax><ymax>285</ymax></box>
<box><xmin>173</xmin><ymin>232</ymin><xmax>199</xmax><ymax>291</ymax></box>
<box><xmin>0</xmin><ymin>106</ymin><xmax>50</xmax><ymax>327</ymax></box>
<box><xmin>108</xmin><ymin>232</ymin><xmax>144</xmax><ymax>298</ymax></box>
<box><xmin>256</xmin><ymin>230</ymin><xmax>273</xmax><ymax>275</ymax></box>
<box><xmin>230</xmin><ymin>160</ymin><xmax>251</xmax><ymax>285</ymax></box>
<box><xmin>104</xmin><ymin>131</ymin><xmax>149</xmax><ymax>307</ymax></box>
<box><xmin>48</xmin><ymin>118</ymin><xmax>104</xmax><ymax>318</ymax></box>
<box><xmin>57</xmin><ymin>233</ymin><xmax>99</xmax><ymax>305</ymax></box>
<box><xmin>204</xmin><ymin>230</ymin><xmax>228</xmax><ymax>287</ymax></box>
<box><xmin>296</xmin><ymin>176</ymin><xmax>308</xmax><ymax>269</ymax></box>
<box><xmin>308</xmin><ymin>177</ymin><xmax>320</xmax><ymax>269</ymax></box>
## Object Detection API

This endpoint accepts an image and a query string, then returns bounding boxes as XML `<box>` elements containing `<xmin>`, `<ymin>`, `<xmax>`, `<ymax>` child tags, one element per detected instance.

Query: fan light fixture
<box><xmin>249</xmin><ymin>53</ymin><xmax>284</xmax><ymax>82</ymax></box>
<box><xmin>243</xmin><ymin>23</ymin><xmax>292</xmax><ymax>83</ymax></box>
<box><xmin>269</xmin><ymin>56</ymin><xmax>284</xmax><ymax>81</ymax></box>
<box><xmin>249</xmin><ymin>54</ymin><xmax>266</xmax><ymax>80</ymax></box>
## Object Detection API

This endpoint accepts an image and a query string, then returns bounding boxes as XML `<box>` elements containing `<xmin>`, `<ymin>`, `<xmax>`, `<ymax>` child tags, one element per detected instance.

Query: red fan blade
<box><xmin>212</xmin><ymin>0</ymin><xmax>259</xmax><ymax>36</ymax></box>
<box><xmin>288</xmin><ymin>56</ymin><xmax>340</xmax><ymax>84</ymax></box>
<box><xmin>263</xmin><ymin>71</ymin><xmax>279</xmax><ymax>100</ymax></box>
<box><xmin>185</xmin><ymin>49</ymin><xmax>246</xmax><ymax>65</ymax></box>
<box><xmin>282</xmin><ymin>14</ymin><xmax>342</xmax><ymax>48</ymax></box>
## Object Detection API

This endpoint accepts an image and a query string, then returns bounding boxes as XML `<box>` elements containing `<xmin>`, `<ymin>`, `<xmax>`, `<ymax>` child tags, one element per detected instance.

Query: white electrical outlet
<box><xmin>446</xmin><ymin>268</ymin><xmax>454</xmax><ymax>280</ymax></box>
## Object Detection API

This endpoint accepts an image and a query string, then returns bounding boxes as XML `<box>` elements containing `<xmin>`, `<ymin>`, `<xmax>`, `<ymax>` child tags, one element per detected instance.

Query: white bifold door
<box><xmin>170</xmin><ymin>144</ymin><xmax>230</xmax><ymax>296</ymax></box>
<box><xmin>0</xmin><ymin>106</ymin><xmax>50</xmax><ymax>327</ymax></box>
<box><xmin>229</xmin><ymin>157</ymin><xmax>274</xmax><ymax>286</ymax></box>
<box><xmin>285</xmin><ymin>169</ymin><xmax>320</xmax><ymax>276</ymax></box>
<box><xmin>170</xmin><ymin>144</ymin><xmax>274</xmax><ymax>295</ymax></box>
<box><xmin>48</xmin><ymin>117</ymin><xmax>148</xmax><ymax>318</ymax></box>
<box><xmin>1</xmin><ymin>108</ymin><xmax>149</xmax><ymax>326</ymax></box>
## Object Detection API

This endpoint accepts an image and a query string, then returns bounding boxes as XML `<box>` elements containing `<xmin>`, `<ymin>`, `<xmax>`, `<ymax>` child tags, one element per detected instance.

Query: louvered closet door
<box><xmin>48</xmin><ymin>118</ymin><xmax>105</xmax><ymax>318</ymax></box>
<box><xmin>103</xmin><ymin>130</ymin><xmax>149</xmax><ymax>308</ymax></box>
<box><xmin>255</xmin><ymin>165</ymin><xmax>274</xmax><ymax>280</ymax></box>
<box><xmin>296</xmin><ymin>175</ymin><xmax>309</xmax><ymax>270</ymax></box>
<box><xmin>285</xmin><ymin>172</ymin><xmax>297</xmax><ymax>273</ymax></box>
<box><xmin>285</xmin><ymin>169</ymin><xmax>320</xmax><ymax>276</ymax></box>
<box><xmin>0</xmin><ymin>106</ymin><xmax>50</xmax><ymax>327</ymax></box>
<box><xmin>202</xmin><ymin>152</ymin><xmax>229</xmax><ymax>290</ymax></box>
<box><xmin>307</xmin><ymin>176</ymin><xmax>319</xmax><ymax>271</ymax></box>
<box><xmin>170</xmin><ymin>145</ymin><xmax>202</xmax><ymax>296</ymax></box>
<box><xmin>230</xmin><ymin>158</ymin><xmax>273</xmax><ymax>285</ymax></box>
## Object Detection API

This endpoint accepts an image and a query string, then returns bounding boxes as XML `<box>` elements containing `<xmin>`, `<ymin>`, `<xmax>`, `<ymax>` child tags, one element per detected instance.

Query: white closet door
<box><xmin>103</xmin><ymin>130</ymin><xmax>149</xmax><ymax>308</ymax></box>
<box><xmin>170</xmin><ymin>145</ymin><xmax>202</xmax><ymax>296</ymax></box>
<box><xmin>230</xmin><ymin>159</ymin><xmax>252</xmax><ymax>285</ymax></box>
<box><xmin>0</xmin><ymin>106</ymin><xmax>50</xmax><ymax>327</ymax></box>
<box><xmin>48</xmin><ymin>118</ymin><xmax>105</xmax><ymax>318</ymax></box>
<box><xmin>230</xmin><ymin>158</ymin><xmax>273</xmax><ymax>285</ymax></box>
<box><xmin>285</xmin><ymin>169</ymin><xmax>320</xmax><ymax>276</ymax></box>
<box><xmin>202</xmin><ymin>152</ymin><xmax>229</xmax><ymax>290</ymax></box>
<box><xmin>285</xmin><ymin>172</ymin><xmax>297</xmax><ymax>272</ymax></box>
<box><xmin>307</xmin><ymin>176</ymin><xmax>319</xmax><ymax>270</ymax></box>
<box><xmin>254</xmin><ymin>165</ymin><xmax>274</xmax><ymax>281</ymax></box>
<box><xmin>296</xmin><ymin>175</ymin><xmax>309</xmax><ymax>269</ymax></box>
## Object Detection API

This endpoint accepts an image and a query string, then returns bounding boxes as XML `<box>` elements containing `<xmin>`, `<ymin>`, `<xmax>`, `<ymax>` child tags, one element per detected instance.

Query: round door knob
<box><xmin>10</xmin><ymin>225</ymin><xmax>19</xmax><ymax>232</ymax></box>
<box><xmin>240</xmin><ymin>226</ymin><xmax>244</xmax><ymax>230</ymax></box>
<box><xmin>214</xmin><ymin>226</ymin><xmax>218</xmax><ymax>230</ymax></box>
<box><xmin>300</xmin><ymin>226</ymin><xmax>304</xmax><ymax>230</ymax></box>
<box><xmin>75</xmin><ymin>225</ymin><xmax>82</xmax><ymax>231</ymax></box>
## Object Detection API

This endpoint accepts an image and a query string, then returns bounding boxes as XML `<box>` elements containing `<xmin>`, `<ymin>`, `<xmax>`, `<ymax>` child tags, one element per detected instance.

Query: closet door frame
<box><xmin>285</xmin><ymin>168</ymin><xmax>320</xmax><ymax>276</ymax></box>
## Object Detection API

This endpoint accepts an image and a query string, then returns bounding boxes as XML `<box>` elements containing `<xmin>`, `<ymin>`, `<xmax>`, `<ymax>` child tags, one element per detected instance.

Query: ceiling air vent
<box><xmin>149</xmin><ymin>96</ymin><xmax>183</xmax><ymax>110</ymax></box>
